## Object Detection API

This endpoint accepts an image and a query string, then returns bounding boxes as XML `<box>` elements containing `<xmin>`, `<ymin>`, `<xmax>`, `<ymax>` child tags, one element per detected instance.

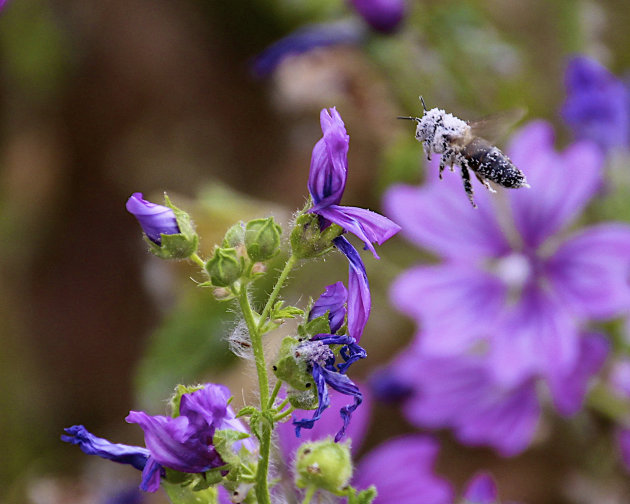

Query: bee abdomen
<box><xmin>464</xmin><ymin>141</ymin><xmax>526</xmax><ymax>188</ymax></box>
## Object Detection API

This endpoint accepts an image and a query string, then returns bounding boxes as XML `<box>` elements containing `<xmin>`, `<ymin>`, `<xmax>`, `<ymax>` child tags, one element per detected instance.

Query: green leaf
<box><xmin>213</xmin><ymin>429</ymin><xmax>251</xmax><ymax>466</ymax></box>
<box><xmin>162</xmin><ymin>480</ymin><xmax>219</xmax><ymax>504</ymax></box>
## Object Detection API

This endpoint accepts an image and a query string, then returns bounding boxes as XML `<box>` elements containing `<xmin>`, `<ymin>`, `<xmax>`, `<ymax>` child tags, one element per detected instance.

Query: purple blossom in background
<box><xmin>252</xmin><ymin>21</ymin><xmax>365</xmax><ymax>77</ymax></box>
<box><xmin>293</xmin><ymin>283</ymin><xmax>367</xmax><ymax>441</ymax></box>
<box><xmin>126</xmin><ymin>193</ymin><xmax>180</xmax><ymax>245</ymax></box>
<box><xmin>385</xmin><ymin>121</ymin><xmax>630</xmax><ymax>387</ymax></box>
<box><xmin>375</xmin><ymin>332</ymin><xmax>608</xmax><ymax>455</ymax></box>
<box><xmin>309</xmin><ymin>107</ymin><xmax>400</xmax><ymax>341</ymax></box>
<box><xmin>562</xmin><ymin>55</ymin><xmax>630</xmax><ymax>152</ymax></box>
<box><xmin>62</xmin><ymin>384</ymin><xmax>253</xmax><ymax>492</ymax></box>
<box><xmin>617</xmin><ymin>428</ymin><xmax>630</xmax><ymax>472</ymax></box>
<box><xmin>349</xmin><ymin>0</ymin><xmax>406</xmax><ymax>33</ymax></box>
<box><xmin>462</xmin><ymin>473</ymin><xmax>498</xmax><ymax>504</ymax></box>
<box><xmin>609</xmin><ymin>358</ymin><xmax>630</xmax><ymax>399</ymax></box>
<box><xmin>277</xmin><ymin>389</ymin><xmax>454</xmax><ymax>504</ymax></box>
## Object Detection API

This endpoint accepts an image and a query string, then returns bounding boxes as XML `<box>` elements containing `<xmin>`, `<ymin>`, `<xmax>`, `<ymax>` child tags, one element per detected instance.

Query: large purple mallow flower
<box><xmin>126</xmin><ymin>192</ymin><xmax>180</xmax><ymax>245</ymax></box>
<box><xmin>310</xmin><ymin>107</ymin><xmax>400</xmax><ymax>341</ymax></box>
<box><xmin>561</xmin><ymin>55</ymin><xmax>630</xmax><ymax>152</ymax></box>
<box><xmin>291</xmin><ymin>283</ymin><xmax>367</xmax><ymax>441</ymax></box>
<box><xmin>277</xmin><ymin>389</ymin><xmax>454</xmax><ymax>504</ymax></box>
<box><xmin>385</xmin><ymin>120</ymin><xmax>630</xmax><ymax>387</ymax></box>
<box><xmin>62</xmin><ymin>384</ymin><xmax>254</xmax><ymax>492</ymax></box>
<box><xmin>375</xmin><ymin>332</ymin><xmax>608</xmax><ymax>456</ymax></box>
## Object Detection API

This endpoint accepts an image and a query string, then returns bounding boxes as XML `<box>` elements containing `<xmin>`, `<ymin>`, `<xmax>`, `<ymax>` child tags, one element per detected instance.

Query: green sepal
<box><xmin>213</xmin><ymin>429</ymin><xmax>251</xmax><ymax>467</ymax></box>
<box><xmin>169</xmin><ymin>383</ymin><xmax>206</xmax><ymax>417</ymax></box>
<box><xmin>272</xmin><ymin>337</ymin><xmax>316</xmax><ymax>392</ymax></box>
<box><xmin>301</xmin><ymin>314</ymin><xmax>331</xmax><ymax>338</ymax></box>
<box><xmin>290</xmin><ymin>213</ymin><xmax>343</xmax><ymax>259</ymax></box>
<box><xmin>350</xmin><ymin>487</ymin><xmax>378</xmax><ymax>504</ymax></box>
<box><xmin>205</xmin><ymin>247</ymin><xmax>244</xmax><ymax>287</ymax></box>
<box><xmin>146</xmin><ymin>195</ymin><xmax>199</xmax><ymax>260</ymax></box>
<box><xmin>222</xmin><ymin>221</ymin><xmax>246</xmax><ymax>248</ymax></box>
<box><xmin>245</xmin><ymin>217</ymin><xmax>282</xmax><ymax>262</ymax></box>
<box><xmin>162</xmin><ymin>480</ymin><xmax>218</xmax><ymax>504</ymax></box>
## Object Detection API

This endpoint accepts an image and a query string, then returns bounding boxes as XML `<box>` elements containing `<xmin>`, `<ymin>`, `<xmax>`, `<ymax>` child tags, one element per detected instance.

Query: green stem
<box><xmin>302</xmin><ymin>486</ymin><xmax>317</xmax><ymax>504</ymax></box>
<box><xmin>237</xmin><ymin>286</ymin><xmax>272</xmax><ymax>504</ymax></box>
<box><xmin>268</xmin><ymin>380</ymin><xmax>282</xmax><ymax>409</ymax></box>
<box><xmin>257</xmin><ymin>254</ymin><xmax>298</xmax><ymax>331</ymax></box>
<box><xmin>189</xmin><ymin>252</ymin><xmax>206</xmax><ymax>270</ymax></box>
<box><xmin>274</xmin><ymin>406</ymin><xmax>295</xmax><ymax>422</ymax></box>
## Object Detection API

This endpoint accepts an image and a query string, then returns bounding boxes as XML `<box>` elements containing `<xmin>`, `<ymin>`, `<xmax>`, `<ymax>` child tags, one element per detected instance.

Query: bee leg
<box><xmin>423</xmin><ymin>142</ymin><xmax>431</xmax><ymax>161</ymax></box>
<box><xmin>475</xmin><ymin>173</ymin><xmax>497</xmax><ymax>193</ymax></box>
<box><xmin>439</xmin><ymin>157</ymin><xmax>445</xmax><ymax>179</ymax></box>
<box><xmin>460</xmin><ymin>166</ymin><xmax>477</xmax><ymax>208</ymax></box>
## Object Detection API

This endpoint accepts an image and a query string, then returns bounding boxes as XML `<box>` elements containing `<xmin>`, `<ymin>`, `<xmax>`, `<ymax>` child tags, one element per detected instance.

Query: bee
<box><xmin>399</xmin><ymin>97</ymin><xmax>529</xmax><ymax>208</ymax></box>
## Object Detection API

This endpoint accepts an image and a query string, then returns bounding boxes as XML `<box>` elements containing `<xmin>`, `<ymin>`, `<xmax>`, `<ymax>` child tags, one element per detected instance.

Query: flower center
<box><xmin>492</xmin><ymin>252</ymin><xmax>533</xmax><ymax>291</ymax></box>
<box><xmin>295</xmin><ymin>340</ymin><xmax>334</xmax><ymax>367</ymax></box>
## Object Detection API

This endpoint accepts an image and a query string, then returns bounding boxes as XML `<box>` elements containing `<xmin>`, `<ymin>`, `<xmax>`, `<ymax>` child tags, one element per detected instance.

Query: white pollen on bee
<box><xmin>415</xmin><ymin>108</ymin><xmax>469</xmax><ymax>154</ymax></box>
<box><xmin>493</xmin><ymin>253</ymin><xmax>532</xmax><ymax>289</ymax></box>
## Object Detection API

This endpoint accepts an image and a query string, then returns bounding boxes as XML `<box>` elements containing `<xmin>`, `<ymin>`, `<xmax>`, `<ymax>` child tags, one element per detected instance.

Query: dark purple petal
<box><xmin>293</xmin><ymin>363</ymin><xmax>331</xmax><ymax>437</ymax></box>
<box><xmin>547</xmin><ymin>332</ymin><xmax>609</xmax><ymax>416</ymax></box>
<box><xmin>354</xmin><ymin>435</ymin><xmax>453</xmax><ymax>504</ymax></box>
<box><xmin>561</xmin><ymin>56</ymin><xmax>630</xmax><ymax>151</ymax></box>
<box><xmin>179</xmin><ymin>384</ymin><xmax>231</xmax><ymax>428</ymax></box>
<box><xmin>334</xmin><ymin>237</ymin><xmax>370</xmax><ymax>341</ymax></box>
<box><xmin>390</xmin><ymin>264</ymin><xmax>507</xmax><ymax>355</ymax></box>
<box><xmin>545</xmin><ymin>224</ymin><xmax>630</xmax><ymax>319</ymax></box>
<box><xmin>349</xmin><ymin>0</ymin><xmax>406</xmax><ymax>33</ymax></box>
<box><xmin>126</xmin><ymin>411</ymin><xmax>220</xmax><ymax>473</ymax></box>
<box><xmin>489</xmin><ymin>284</ymin><xmax>579</xmax><ymax>387</ymax></box>
<box><xmin>277</xmin><ymin>386</ymin><xmax>372</xmax><ymax>458</ymax></box>
<box><xmin>507</xmin><ymin>121</ymin><xmax>604</xmax><ymax>249</ymax></box>
<box><xmin>463</xmin><ymin>472</ymin><xmax>498</xmax><ymax>504</ymax></box>
<box><xmin>309</xmin><ymin>281</ymin><xmax>348</xmax><ymax>334</ymax></box>
<box><xmin>139</xmin><ymin>457</ymin><xmax>163</xmax><ymax>493</ymax></box>
<box><xmin>397</xmin><ymin>349</ymin><xmax>540</xmax><ymax>456</ymax></box>
<box><xmin>316</xmin><ymin>205</ymin><xmax>401</xmax><ymax>258</ymax></box>
<box><xmin>251</xmin><ymin>21</ymin><xmax>365</xmax><ymax>78</ymax></box>
<box><xmin>383</xmin><ymin>171</ymin><xmax>511</xmax><ymax>261</ymax></box>
<box><xmin>61</xmin><ymin>425</ymin><xmax>149</xmax><ymax>471</ymax></box>
<box><xmin>319</xmin><ymin>366</ymin><xmax>363</xmax><ymax>442</ymax></box>
<box><xmin>308</xmin><ymin>107</ymin><xmax>350</xmax><ymax>208</ymax></box>
<box><xmin>126</xmin><ymin>193</ymin><xmax>180</xmax><ymax>245</ymax></box>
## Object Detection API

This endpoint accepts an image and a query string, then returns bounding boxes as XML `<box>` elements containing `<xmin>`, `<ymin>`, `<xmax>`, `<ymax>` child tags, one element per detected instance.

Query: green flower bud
<box><xmin>272</xmin><ymin>336</ymin><xmax>318</xmax><ymax>410</ymax></box>
<box><xmin>223</xmin><ymin>221</ymin><xmax>246</xmax><ymax>248</ymax></box>
<box><xmin>205</xmin><ymin>247</ymin><xmax>243</xmax><ymax>287</ymax></box>
<box><xmin>290</xmin><ymin>213</ymin><xmax>343</xmax><ymax>260</ymax></box>
<box><xmin>245</xmin><ymin>217</ymin><xmax>282</xmax><ymax>262</ymax></box>
<box><xmin>294</xmin><ymin>439</ymin><xmax>352</xmax><ymax>492</ymax></box>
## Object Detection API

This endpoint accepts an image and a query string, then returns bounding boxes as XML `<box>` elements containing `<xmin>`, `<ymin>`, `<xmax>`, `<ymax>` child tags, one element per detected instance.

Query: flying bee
<box><xmin>399</xmin><ymin>97</ymin><xmax>529</xmax><ymax>208</ymax></box>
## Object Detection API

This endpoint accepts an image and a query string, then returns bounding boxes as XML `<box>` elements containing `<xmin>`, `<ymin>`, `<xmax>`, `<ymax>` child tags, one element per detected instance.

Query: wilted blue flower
<box><xmin>376</xmin><ymin>332</ymin><xmax>608</xmax><ymax>456</ymax></box>
<box><xmin>561</xmin><ymin>55</ymin><xmax>630</xmax><ymax>152</ymax></box>
<box><xmin>349</xmin><ymin>0</ymin><xmax>406</xmax><ymax>33</ymax></box>
<box><xmin>62</xmin><ymin>384</ymin><xmax>253</xmax><ymax>492</ymax></box>
<box><xmin>126</xmin><ymin>192</ymin><xmax>180</xmax><ymax>245</ymax></box>
<box><xmin>309</xmin><ymin>281</ymin><xmax>348</xmax><ymax>334</ymax></box>
<box><xmin>385</xmin><ymin>121</ymin><xmax>630</xmax><ymax>387</ymax></box>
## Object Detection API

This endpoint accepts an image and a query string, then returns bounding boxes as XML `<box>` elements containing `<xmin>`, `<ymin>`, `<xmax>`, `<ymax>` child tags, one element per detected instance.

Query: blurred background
<box><xmin>2</xmin><ymin>0</ymin><xmax>630</xmax><ymax>502</ymax></box>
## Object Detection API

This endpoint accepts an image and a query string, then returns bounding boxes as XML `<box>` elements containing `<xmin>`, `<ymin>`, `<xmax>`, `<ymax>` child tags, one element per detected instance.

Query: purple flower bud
<box><xmin>309</xmin><ymin>281</ymin><xmax>348</xmax><ymax>334</ymax></box>
<box><xmin>349</xmin><ymin>0</ymin><xmax>406</xmax><ymax>34</ymax></box>
<box><xmin>126</xmin><ymin>193</ymin><xmax>180</xmax><ymax>245</ymax></box>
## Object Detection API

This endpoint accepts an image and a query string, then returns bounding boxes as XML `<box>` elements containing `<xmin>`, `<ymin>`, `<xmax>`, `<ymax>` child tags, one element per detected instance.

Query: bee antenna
<box><xmin>397</xmin><ymin>116</ymin><xmax>420</xmax><ymax>122</ymax></box>
<box><xmin>419</xmin><ymin>96</ymin><xmax>428</xmax><ymax>112</ymax></box>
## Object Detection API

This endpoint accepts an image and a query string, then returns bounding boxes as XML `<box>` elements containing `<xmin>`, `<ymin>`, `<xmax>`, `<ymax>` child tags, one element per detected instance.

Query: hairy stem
<box><xmin>257</xmin><ymin>254</ymin><xmax>298</xmax><ymax>331</ymax></box>
<box><xmin>301</xmin><ymin>485</ymin><xmax>317</xmax><ymax>504</ymax></box>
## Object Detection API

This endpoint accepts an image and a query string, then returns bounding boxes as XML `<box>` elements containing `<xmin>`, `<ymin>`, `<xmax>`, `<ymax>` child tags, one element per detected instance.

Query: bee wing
<box><xmin>468</xmin><ymin>108</ymin><xmax>526</xmax><ymax>143</ymax></box>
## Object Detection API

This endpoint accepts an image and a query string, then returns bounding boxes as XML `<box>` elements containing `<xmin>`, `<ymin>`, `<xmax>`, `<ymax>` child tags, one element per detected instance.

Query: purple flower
<box><xmin>561</xmin><ymin>55</ymin><xmax>630</xmax><ymax>152</ymax></box>
<box><xmin>377</xmin><ymin>332</ymin><xmax>608</xmax><ymax>456</ymax></box>
<box><xmin>617</xmin><ymin>428</ymin><xmax>630</xmax><ymax>472</ymax></box>
<box><xmin>126</xmin><ymin>193</ymin><xmax>180</xmax><ymax>245</ymax></box>
<box><xmin>62</xmin><ymin>384</ymin><xmax>253</xmax><ymax>492</ymax></box>
<box><xmin>348</xmin><ymin>0</ymin><xmax>406</xmax><ymax>33</ymax></box>
<box><xmin>277</xmin><ymin>389</ymin><xmax>454</xmax><ymax>504</ymax></box>
<box><xmin>385</xmin><ymin>121</ymin><xmax>630</xmax><ymax>387</ymax></box>
<box><xmin>463</xmin><ymin>473</ymin><xmax>498</xmax><ymax>504</ymax></box>
<box><xmin>309</xmin><ymin>281</ymin><xmax>348</xmax><ymax>334</ymax></box>
<box><xmin>251</xmin><ymin>21</ymin><xmax>365</xmax><ymax>77</ymax></box>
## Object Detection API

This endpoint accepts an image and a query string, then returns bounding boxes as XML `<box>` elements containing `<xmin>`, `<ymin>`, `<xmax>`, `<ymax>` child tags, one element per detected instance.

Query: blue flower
<box><xmin>126</xmin><ymin>193</ymin><xmax>180</xmax><ymax>245</ymax></box>
<box><xmin>309</xmin><ymin>281</ymin><xmax>348</xmax><ymax>334</ymax></box>
<box><xmin>62</xmin><ymin>384</ymin><xmax>253</xmax><ymax>492</ymax></box>
<box><xmin>561</xmin><ymin>55</ymin><xmax>630</xmax><ymax>152</ymax></box>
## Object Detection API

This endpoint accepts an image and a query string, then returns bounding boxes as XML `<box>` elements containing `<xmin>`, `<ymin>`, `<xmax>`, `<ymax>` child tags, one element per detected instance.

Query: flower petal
<box><xmin>545</xmin><ymin>224</ymin><xmax>630</xmax><ymax>319</ymax></box>
<box><xmin>309</xmin><ymin>281</ymin><xmax>348</xmax><ymax>334</ymax></box>
<box><xmin>463</xmin><ymin>472</ymin><xmax>498</xmax><ymax>504</ymax></box>
<box><xmin>547</xmin><ymin>332</ymin><xmax>609</xmax><ymax>416</ymax></box>
<box><xmin>507</xmin><ymin>121</ymin><xmax>604</xmax><ymax>248</ymax></box>
<box><xmin>334</xmin><ymin>237</ymin><xmax>371</xmax><ymax>341</ymax></box>
<box><xmin>293</xmin><ymin>363</ymin><xmax>331</xmax><ymax>438</ymax></box>
<box><xmin>126</xmin><ymin>193</ymin><xmax>180</xmax><ymax>245</ymax></box>
<box><xmin>309</xmin><ymin>107</ymin><xmax>349</xmax><ymax>208</ymax></box>
<box><xmin>61</xmin><ymin>425</ymin><xmax>149</xmax><ymax>471</ymax></box>
<box><xmin>139</xmin><ymin>457</ymin><xmax>163</xmax><ymax>493</ymax></box>
<box><xmin>390</xmin><ymin>264</ymin><xmax>507</xmax><ymax>354</ymax></box>
<box><xmin>319</xmin><ymin>366</ymin><xmax>363</xmax><ymax>442</ymax></box>
<box><xmin>383</xmin><ymin>175</ymin><xmax>511</xmax><ymax>261</ymax></box>
<box><xmin>316</xmin><ymin>205</ymin><xmax>401</xmax><ymax>258</ymax></box>
<box><xmin>350</xmin><ymin>0</ymin><xmax>406</xmax><ymax>33</ymax></box>
<box><xmin>353</xmin><ymin>435</ymin><xmax>453</xmax><ymax>504</ymax></box>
